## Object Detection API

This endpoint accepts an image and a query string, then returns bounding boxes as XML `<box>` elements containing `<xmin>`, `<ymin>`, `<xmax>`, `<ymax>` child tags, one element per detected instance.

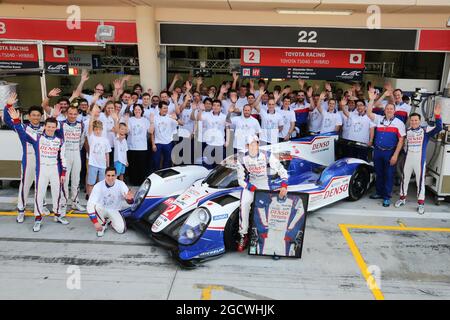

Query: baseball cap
<box><xmin>246</xmin><ymin>135</ymin><xmax>260</xmax><ymax>145</ymax></box>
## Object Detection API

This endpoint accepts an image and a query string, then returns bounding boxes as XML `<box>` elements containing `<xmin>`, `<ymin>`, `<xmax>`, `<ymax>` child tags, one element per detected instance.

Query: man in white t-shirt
<box><xmin>228</xmin><ymin>104</ymin><xmax>261</xmax><ymax>153</ymax></box>
<box><xmin>87</xmin><ymin>167</ymin><xmax>134</xmax><ymax>237</ymax></box>
<box><xmin>278</xmin><ymin>97</ymin><xmax>296</xmax><ymax>142</ymax></box>
<box><xmin>308</xmin><ymin>94</ymin><xmax>323</xmax><ymax>135</ymax></box>
<box><xmin>316</xmin><ymin>94</ymin><xmax>342</xmax><ymax>134</ymax></box>
<box><xmin>150</xmin><ymin>101</ymin><xmax>179</xmax><ymax>170</ymax></box>
<box><xmin>259</xmin><ymin>99</ymin><xmax>283</xmax><ymax>146</ymax></box>
<box><xmin>340</xmin><ymin>98</ymin><xmax>375</xmax><ymax>161</ymax></box>
<box><xmin>197</xmin><ymin>99</ymin><xmax>230</xmax><ymax>168</ymax></box>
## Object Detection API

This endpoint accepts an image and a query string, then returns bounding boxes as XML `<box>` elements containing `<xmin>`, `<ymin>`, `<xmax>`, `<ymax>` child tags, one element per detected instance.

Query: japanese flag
<box><xmin>53</xmin><ymin>47</ymin><xmax>66</xmax><ymax>59</ymax></box>
<box><xmin>349</xmin><ymin>53</ymin><xmax>362</xmax><ymax>64</ymax></box>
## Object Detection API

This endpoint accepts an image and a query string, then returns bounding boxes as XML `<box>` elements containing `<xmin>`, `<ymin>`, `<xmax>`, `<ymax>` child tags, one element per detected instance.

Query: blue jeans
<box><xmin>154</xmin><ymin>143</ymin><xmax>174</xmax><ymax>170</ymax></box>
<box><xmin>373</xmin><ymin>148</ymin><xmax>396</xmax><ymax>200</ymax></box>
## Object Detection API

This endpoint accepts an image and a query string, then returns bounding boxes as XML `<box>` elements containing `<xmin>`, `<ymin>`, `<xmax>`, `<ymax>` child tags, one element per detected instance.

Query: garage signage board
<box><xmin>160</xmin><ymin>23</ymin><xmax>417</xmax><ymax>51</ymax></box>
<box><xmin>240</xmin><ymin>48</ymin><xmax>365</xmax><ymax>81</ymax></box>
<box><xmin>0</xmin><ymin>44</ymin><xmax>39</xmax><ymax>70</ymax></box>
<box><xmin>249</xmin><ymin>191</ymin><xmax>308</xmax><ymax>259</ymax></box>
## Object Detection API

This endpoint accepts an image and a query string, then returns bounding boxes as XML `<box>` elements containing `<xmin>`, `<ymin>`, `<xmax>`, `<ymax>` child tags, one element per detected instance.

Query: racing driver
<box><xmin>236</xmin><ymin>135</ymin><xmax>289</xmax><ymax>252</ymax></box>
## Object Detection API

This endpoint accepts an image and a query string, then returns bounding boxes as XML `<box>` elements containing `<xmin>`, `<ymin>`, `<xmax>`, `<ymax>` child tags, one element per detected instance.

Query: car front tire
<box><xmin>348</xmin><ymin>166</ymin><xmax>370</xmax><ymax>201</ymax></box>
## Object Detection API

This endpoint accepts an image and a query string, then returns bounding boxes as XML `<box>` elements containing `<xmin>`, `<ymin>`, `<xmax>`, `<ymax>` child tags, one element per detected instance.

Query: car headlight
<box><xmin>131</xmin><ymin>179</ymin><xmax>151</xmax><ymax>211</ymax></box>
<box><xmin>178</xmin><ymin>208</ymin><xmax>211</xmax><ymax>245</ymax></box>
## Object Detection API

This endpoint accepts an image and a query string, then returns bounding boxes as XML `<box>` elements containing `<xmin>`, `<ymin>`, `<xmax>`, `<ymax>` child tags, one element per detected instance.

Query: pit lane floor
<box><xmin>0</xmin><ymin>183</ymin><xmax>449</xmax><ymax>300</ymax></box>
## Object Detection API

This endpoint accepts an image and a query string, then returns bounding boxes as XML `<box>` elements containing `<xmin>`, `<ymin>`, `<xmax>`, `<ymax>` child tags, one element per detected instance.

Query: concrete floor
<box><xmin>0</xmin><ymin>182</ymin><xmax>449</xmax><ymax>300</ymax></box>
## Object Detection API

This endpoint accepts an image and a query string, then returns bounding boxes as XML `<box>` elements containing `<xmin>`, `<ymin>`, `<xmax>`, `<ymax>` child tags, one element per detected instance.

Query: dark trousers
<box><xmin>296</xmin><ymin>122</ymin><xmax>309</xmax><ymax>138</ymax></box>
<box><xmin>109</xmin><ymin>149</ymin><xmax>114</xmax><ymax>167</ymax></box>
<box><xmin>154</xmin><ymin>143</ymin><xmax>174</xmax><ymax>170</ymax></box>
<box><xmin>80</xmin><ymin>146</ymin><xmax>87</xmax><ymax>190</ymax></box>
<box><xmin>128</xmin><ymin>150</ymin><xmax>147</xmax><ymax>186</ymax></box>
<box><xmin>347</xmin><ymin>145</ymin><xmax>370</xmax><ymax>162</ymax></box>
<box><xmin>373</xmin><ymin>148</ymin><xmax>396</xmax><ymax>200</ymax></box>
<box><xmin>203</xmin><ymin>145</ymin><xmax>225</xmax><ymax>169</ymax></box>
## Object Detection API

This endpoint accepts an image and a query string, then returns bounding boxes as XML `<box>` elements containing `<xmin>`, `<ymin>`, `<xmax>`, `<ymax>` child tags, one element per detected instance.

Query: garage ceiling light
<box><xmin>276</xmin><ymin>9</ymin><xmax>353</xmax><ymax>16</ymax></box>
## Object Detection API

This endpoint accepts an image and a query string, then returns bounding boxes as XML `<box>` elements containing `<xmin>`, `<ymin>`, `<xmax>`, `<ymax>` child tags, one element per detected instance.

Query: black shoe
<box><xmin>370</xmin><ymin>193</ymin><xmax>383</xmax><ymax>199</ymax></box>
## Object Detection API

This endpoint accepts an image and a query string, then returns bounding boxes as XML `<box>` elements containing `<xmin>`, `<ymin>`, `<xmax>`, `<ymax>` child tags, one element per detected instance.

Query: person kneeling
<box><xmin>86</xmin><ymin>167</ymin><xmax>134</xmax><ymax>237</ymax></box>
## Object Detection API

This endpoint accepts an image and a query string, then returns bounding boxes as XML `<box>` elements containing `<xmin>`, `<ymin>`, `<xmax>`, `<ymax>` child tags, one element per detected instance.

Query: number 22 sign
<box><xmin>243</xmin><ymin>49</ymin><xmax>260</xmax><ymax>64</ymax></box>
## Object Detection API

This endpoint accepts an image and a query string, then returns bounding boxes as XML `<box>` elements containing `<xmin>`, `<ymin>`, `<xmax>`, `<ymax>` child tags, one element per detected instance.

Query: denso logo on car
<box><xmin>311</xmin><ymin>141</ymin><xmax>330</xmax><ymax>153</ymax></box>
<box><xmin>213</xmin><ymin>214</ymin><xmax>228</xmax><ymax>221</ymax></box>
<box><xmin>323</xmin><ymin>184</ymin><xmax>348</xmax><ymax>199</ymax></box>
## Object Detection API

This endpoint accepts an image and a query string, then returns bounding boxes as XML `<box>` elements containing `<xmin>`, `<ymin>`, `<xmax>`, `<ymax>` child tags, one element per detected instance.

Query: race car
<box><xmin>122</xmin><ymin>133</ymin><xmax>373</xmax><ymax>268</ymax></box>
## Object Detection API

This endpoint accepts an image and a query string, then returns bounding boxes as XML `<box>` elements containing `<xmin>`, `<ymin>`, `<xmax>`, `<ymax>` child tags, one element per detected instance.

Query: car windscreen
<box><xmin>203</xmin><ymin>165</ymin><xmax>239</xmax><ymax>189</ymax></box>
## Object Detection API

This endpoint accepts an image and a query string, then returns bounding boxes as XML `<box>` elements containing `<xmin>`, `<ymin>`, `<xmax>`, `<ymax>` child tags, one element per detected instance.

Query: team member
<box><xmin>114</xmin><ymin>123</ymin><xmax>129</xmax><ymax>181</ymax></box>
<box><xmin>393</xmin><ymin>88</ymin><xmax>411</xmax><ymax>124</ymax></box>
<box><xmin>316</xmin><ymin>94</ymin><xmax>342</xmax><ymax>134</ymax></box>
<box><xmin>3</xmin><ymin>94</ymin><xmax>47</xmax><ymax>222</ymax></box>
<box><xmin>340</xmin><ymin>98</ymin><xmax>375</xmax><ymax>161</ymax></box>
<box><xmin>124</xmin><ymin>104</ymin><xmax>151</xmax><ymax>186</ymax></box>
<box><xmin>308</xmin><ymin>94</ymin><xmax>323</xmax><ymax>135</ymax></box>
<box><xmin>87</xmin><ymin>119</ymin><xmax>111</xmax><ymax>197</ymax></box>
<box><xmin>75</xmin><ymin>70</ymin><xmax>108</xmax><ymax>108</ymax></box>
<box><xmin>395</xmin><ymin>105</ymin><xmax>442</xmax><ymax>214</ymax></box>
<box><xmin>7</xmin><ymin>106</ymin><xmax>68</xmax><ymax>232</ymax></box>
<box><xmin>56</xmin><ymin>105</ymin><xmax>86</xmax><ymax>212</ymax></box>
<box><xmin>278</xmin><ymin>97</ymin><xmax>296</xmax><ymax>142</ymax></box>
<box><xmin>291</xmin><ymin>90</ymin><xmax>310</xmax><ymax>137</ymax></box>
<box><xmin>236</xmin><ymin>135</ymin><xmax>288</xmax><ymax>252</ymax></box>
<box><xmin>197</xmin><ymin>99</ymin><xmax>230</xmax><ymax>168</ymax></box>
<box><xmin>367</xmin><ymin>89</ymin><xmax>406</xmax><ymax>207</ymax></box>
<box><xmin>86</xmin><ymin>167</ymin><xmax>134</xmax><ymax>237</ymax></box>
<box><xmin>229</xmin><ymin>104</ymin><xmax>261</xmax><ymax>153</ymax></box>
<box><xmin>258</xmin><ymin>98</ymin><xmax>283</xmax><ymax>146</ymax></box>
<box><xmin>150</xmin><ymin>101</ymin><xmax>178</xmax><ymax>170</ymax></box>
<box><xmin>176</xmin><ymin>93</ymin><xmax>195</xmax><ymax>165</ymax></box>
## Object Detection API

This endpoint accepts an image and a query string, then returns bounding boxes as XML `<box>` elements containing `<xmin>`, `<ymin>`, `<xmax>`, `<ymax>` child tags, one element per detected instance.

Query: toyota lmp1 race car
<box><xmin>122</xmin><ymin>133</ymin><xmax>374</xmax><ymax>268</ymax></box>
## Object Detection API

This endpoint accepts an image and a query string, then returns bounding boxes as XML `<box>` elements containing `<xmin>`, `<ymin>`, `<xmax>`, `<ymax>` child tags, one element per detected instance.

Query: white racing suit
<box><xmin>11</xmin><ymin>118</ymin><xmax>66</xmax><ymax>219</ymax></box>
<box><xmin>86</xmin><ymin>179</ymin><xmax>130</xmax><ymax>234</ymax></box>
<box><xmin>255</xmin><ymin>196</ymin><xmax>304</xmax><ymax>256</ymax></box>
<box><xmin>3</xmin><ymin>104</ymin><xmax>43</xmax><ymax>212</ymax></box>
<box><xmin>400</xmin><ymin>116</ymin><xmax>442</xmax><ymax>204</ymax></box>
<box><xmin>58</xmin><ymin>120</ymin><xmax>85</xmax><ymax>212</ymax></box>
<box><xmin>236</xmin><ymin>151</ymin><xmax>288</xmax><ymax>236</ymax></box>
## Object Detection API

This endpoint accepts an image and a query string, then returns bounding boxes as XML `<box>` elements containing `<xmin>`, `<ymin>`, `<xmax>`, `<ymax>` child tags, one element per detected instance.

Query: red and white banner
<box><xmin>0</xmin><ymin>43</ymin><xmax>39</xmax><ymax>69</ymax></box>
<box><xmin>240</xmin><ymin>48</ymin><xmax>365</xmax><ymax>81</ymax></box>
<box><xmin>241</xmin><ymin>48</ymin><xmax>365</xmax><ymax>69</ymax></box>
<box><xmin>0</xmin><ymin>18</ymin><xmax>137</xmax><ymax>44</ymax></box>
<box><xmin>418</xmin><ymin>30</ymin><xmax>450</xmax><ymax>52</ymax></box>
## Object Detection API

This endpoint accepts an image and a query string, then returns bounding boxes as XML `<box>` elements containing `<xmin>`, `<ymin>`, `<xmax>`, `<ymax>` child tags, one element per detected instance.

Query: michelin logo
<box><xmin>198</xmin><ymin>247</ymin><xmax>225</xmax><ymax>258</ymax></box>
<box><xmin>213</xmin><ymin>214</ymin><xmax>228</xmax><ymax>221</ymax></box>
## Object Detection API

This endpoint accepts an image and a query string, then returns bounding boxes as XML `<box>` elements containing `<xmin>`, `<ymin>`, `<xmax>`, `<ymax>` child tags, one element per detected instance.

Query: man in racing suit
<box><xmin>236</xmin><ymin>134</ymin><xmax>288</xmax><ymax>252</ymax></box>
<box><xmin>7</xmin><ymin>106</ymin><xmax>67</xmax><ymax>232</ymax></box>
<box><xmin>395</xmin><ymin>104</ymin><xmax>442</xmax><ymax>214</ymax></box>
<box><xmin>3</xmin><ymin>93</ymin><xmax>47</xmax><ymax>223</ymax></box>
<box><xmin>56</xmin><ymin>105</ymin><xmax>86</xmax><ymax>213</ymax></box>
<box><xmin>86</xmin><ymin>167</ymin><xmax>134</xmax><ymax>237</ymax></box>
<box><xmin>255</xmin><ymin>195</ymin><xmax>304</xmax><ymax>256</ymax></box>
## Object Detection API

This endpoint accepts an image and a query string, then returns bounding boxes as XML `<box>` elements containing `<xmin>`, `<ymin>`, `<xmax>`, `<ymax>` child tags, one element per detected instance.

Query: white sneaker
<box><xmin>33</xmin><ymin>220</ymin><xmax>42</xmax><ymax>232</ymax></box>
<box><xmin>97</xmin><ymin>225</ymin><xmax>107</xmax><ymax>237</ymax></box>
<box><xmin>394</xmin><ymin>199</ymin><xmax>406</xmax><ymax>208</ymax></box>
<box><xmin>72</xmin><ymin>202</ymin><xmax>86</xmax><ymax>212</ymax></box>
<box><xmin>41</xmin><ymin>206</ymin><xmax>51</xmax><ymax>216</ymax></box>
<box><xmin>54</xmin><ymin>216</ymin><xmax>69</xmax><ymax>225</ymax></box>
<box><xmin>16</xmin><ymin>211</ymin><xmax>25</xmax><ymax>223</ymax></box>
<box><xmin>417</xmin><ymin>204</ymin><xmax>425</xmax><ymax>215</ymax></box>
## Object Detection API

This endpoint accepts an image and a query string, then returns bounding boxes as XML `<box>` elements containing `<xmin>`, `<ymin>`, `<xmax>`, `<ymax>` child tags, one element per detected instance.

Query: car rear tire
<box><xmin>224</xmin><ymin>209</ymin><xmax>240</xmax><ymax>251</ymax></box>
<box><xmin>348</xmin><ymin>166</ymin><xmax>370</xmax><ymax>201</ymax></box>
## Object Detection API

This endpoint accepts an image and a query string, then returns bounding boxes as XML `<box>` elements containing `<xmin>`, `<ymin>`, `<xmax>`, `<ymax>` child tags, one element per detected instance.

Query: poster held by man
<box><xmin>249</xmin><ymin>191</ymin><xmax>308</xmax><ymax>259</ymax></box>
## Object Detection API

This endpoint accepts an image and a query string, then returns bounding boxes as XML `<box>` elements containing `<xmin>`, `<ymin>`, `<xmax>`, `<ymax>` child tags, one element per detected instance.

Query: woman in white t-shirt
<box><xmin>150</xmin><ymin>101</ymin><xmax>179</xmax><ymax>171</ymax></box>
<box><xmin>123</xmin><ymin>104</ymin><xmax>151</xmax><ymax>186</ymax></box>
<box><xmin>176</xmin><ymin>93</ymin><xmax>196</xmax><ymax>165</ymax></box>
<box><xmin>103</xmin><ymin>101</ymin><xmax>119</xmax><ymax>166</ymax></box>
